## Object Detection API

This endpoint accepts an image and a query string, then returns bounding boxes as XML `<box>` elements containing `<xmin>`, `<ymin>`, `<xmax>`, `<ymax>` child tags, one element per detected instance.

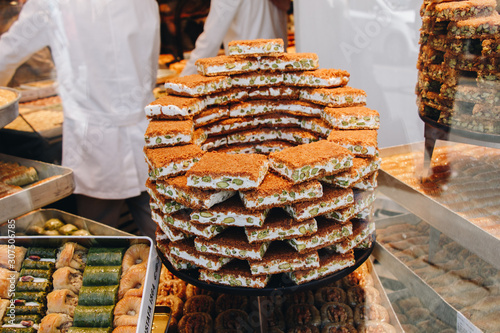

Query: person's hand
<box><xmin>270</xmin><ymin>0</ymin><xmax>291</xmax><ymax>12</ymax></box>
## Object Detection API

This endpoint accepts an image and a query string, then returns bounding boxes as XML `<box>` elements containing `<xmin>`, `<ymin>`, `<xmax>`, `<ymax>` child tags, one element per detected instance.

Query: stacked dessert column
<box><xmin>417</xmin><ymin>0</ymin><xmax>500</xmax><ymax>134</ymax></box>
<box><xmin>144</xmin><ymin>39</ymin><xmax>381</xmax><ymax>288</ymax></box>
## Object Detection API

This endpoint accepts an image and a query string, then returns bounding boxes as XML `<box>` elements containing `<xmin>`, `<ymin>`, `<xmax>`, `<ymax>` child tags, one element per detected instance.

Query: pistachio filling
<box><xmin>323</xmin><ymin>113</ymin><xmax>380</xmax><ymax>130</ymax></box>
<box><xmin>287</xmin><ymin>257</ymin><xmax>355</xmax><ymax>284</ymax></box>
<box><xmin>191</xmin><ymin>209</ymin><xmax>269</xmax><ymax>227</ymax></box>
<box><xmin>147</xmin><ymin>188</ymin><xmax>186</xmax><ymax>214</ymax></box>
<box><xmin>164</xmin><ymin>252</ymin><xmax>196</xmax><ymax>270</ymax></box>
<box><xmin>204</xmin><ymin>90</ymin><xmax>249</xmax><ymax>107</ymax></box>
<box><xmin>324</xmin><ymin>191</ymin><xmax>375</xmax><ymax>222</ymax></box>
<box><xmin>203</xmin><ymin>116</ymin><xmax>299</xmax><ymax>135</ymax></box>
<box><xmin>199</xmin><ymin>270</ymin><xmax>271</xmax><ymax>288</ymax></box>
<box><xmin>283</xmin><ymin>73</ymin><xmax>347</xmax><ymax>87</ymax></box>
<box><xmin>226</xmin><ymin>129</ymin><xmax>318</xmax><ymax>145</ymax></box>
<box><xmin>228</xmin><ymin>43</ymin><xmax>283</xmax><ymax>56</ymax></box>
<box><xmin>153</xmin><ymin>212</ymin><xmax>188</xmax><ymax>242</ymax></box>
<box><xmin>287</xmin><ymin>224</ymin><xmax>353</xmax><ymax>253</ymax></box>
<box><xmin>145</xmin><ymin>101</ymin><xmax>204</xmax><ymax>118</ymax></box>
<box><xmin>194</xmin><ymin>239</ymin><xmax>270</xmax><ymax>261</ymax></box>
<box><xmin>147</xmin><ymin>157</ymin><xmax>200</xmax><ymax>179</ymax></box>
<box><xmin>321</xmin><ymin>158</ymin><xmax>380</xmax><ymax>188</ymax></box>
<box><xmin>187</xmin><ymin>165</ymin><xmax>268</xmax><ymax>191</ymax></box>
<box><xmin>341</xmin><ymin>144</ymin><xmax>378</xmax><ymax>157</ymax></box>
<box><xmin>271</xmin><ymin>155</ymin><xmax>353</xmax><ymax>184</ymax></box>
<box><xmin>144</xmin><ymin>134</ymin><xmax>192</xmax><ymax>148</ymax></box>
<box><xmin>164</xmin><ymin>214</ymin><xmax>226</xmax><ymax>239</ymax></box>
<box><xmin>259</xmin><ymin>57</ymin><xmax>319</xmax><ymax>71</ymax></box>
<box><xmin>245</xmin><ymin>218</ymin><xmax>318</xmax><ymax>243</ymax></box>
<box><xmin>200</xmin><ymin>137</ymin><xmax>228</xmax><ymax>151</ymax></box>
<box><xmin>249</xmin><ymin>254</ymin><xmax>320</xmax><ymax>275</ymax></box>
<box><xmin>249</xmin><ymin>87</ymin><xmax>297</xmax><ymax>98</ymax></box>
<box><xmin>155</xmin><ymin>181</ymin><xmax>236</xmax><ymax>209</ymax></box>
<box><xmin>232</xmin><ymin>74</ymin><xmax>284</xmax><ymax>87</ymax></box>
<box><xmin>239</xmin><ymin>182</ymin><xmax>323</xmax><ymax>209</ymax></box>
<box><xmin>197</xmin><ymin>61</ymin><xmax>259</xmax><ymax>76</ymax></box>
<box><xmin>169</xmin><ymin>246</ymin><xmax>232</xmax><ymax>271</ymax></box>
<box><xmin>298</xmin><ymin>119</ymin><xmax>332</xmax><ymax>137</ymax></box>
<box><xmin>299</xmin><ymin>90</ymin><xmax>366</xmax><ymax>107</ymax></box>
<box><xmin>327</xmin><ymin>222</ymin><xmax>375</xmax><ymax>254</ymax></box>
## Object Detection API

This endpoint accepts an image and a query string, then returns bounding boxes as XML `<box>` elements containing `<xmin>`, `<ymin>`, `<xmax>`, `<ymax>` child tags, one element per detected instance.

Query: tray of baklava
<box><xmin>0</xmin><ymin>235</ymin><xmax>161</xmax><ymax>333</ymax></box>
<box><xmin>373</xmin><ymin>213</ymin><xmax>499</xmax><ymax>333</ymax></box>
<box><xmin>378</xmin><ymin>141</ymin><xmax>500</xmax><ymax>270</ymax></box>
<box><xmin>0</xmin><ymin>153</ymin><xmax>74</xmax><ymax>223</ymax></box>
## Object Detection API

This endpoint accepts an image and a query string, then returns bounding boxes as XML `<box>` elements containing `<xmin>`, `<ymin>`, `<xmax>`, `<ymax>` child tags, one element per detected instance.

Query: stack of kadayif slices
<box><xmin>418</xmin><ymin>0</ymin><xmax>500</xmax><ymax>134</ymax></box>
<box><xmin>145</xmin><ymin>39</ymin><xmax>380</xmax><ymax>288</ymax></box>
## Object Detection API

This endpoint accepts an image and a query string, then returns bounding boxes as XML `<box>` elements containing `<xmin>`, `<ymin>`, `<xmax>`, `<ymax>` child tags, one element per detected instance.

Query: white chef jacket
<box><xmin>0</xmin><ymin>0</ymin><xmax>160</xmax><ymax>199</ymax></box>
<box><xmin>180</xmin><ymin>0</ymin><xmax>288</xmax><ymax>76</ymax></box>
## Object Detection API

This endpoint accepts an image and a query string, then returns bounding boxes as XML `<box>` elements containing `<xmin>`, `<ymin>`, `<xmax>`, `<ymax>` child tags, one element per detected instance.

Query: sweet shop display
<box><xmin>145</xmin><ymin>38</ymin><xmax>381</xmax><ymax>289</ymax></box>
<box><xmin>0</xmin><ymin>241</ymin><xmax>151</xmax><ymax>332</ymax></box>
<box><xmin>417</xmin><ymin>0</ymin><xmax>500</xmax><ymax>134</ymax></box>
<box><xmin>155</xmin><ymin>261</ymin><xmax>398</xmax><ymax>332</ymax></box>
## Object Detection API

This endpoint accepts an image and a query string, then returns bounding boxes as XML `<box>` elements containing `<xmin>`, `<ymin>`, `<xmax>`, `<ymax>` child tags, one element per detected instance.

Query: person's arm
<box><xmin>0</xmin><ymin>0</ymin><xmax>51</xmax><ymax>86</ymax></box>
<box><xmin>180</xmin><ymin>0</ymin><xmax>242</xmax><ymax>76</ymax></box>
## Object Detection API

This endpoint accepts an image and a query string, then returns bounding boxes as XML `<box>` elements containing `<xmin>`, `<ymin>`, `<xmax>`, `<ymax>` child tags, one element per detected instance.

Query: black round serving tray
<box><xmin>419</xmin><ymin>112</ymin><xmax>500</xmax><ymax>144</ymax></box>
<box><xmin>157</xmin><ymin>241</ymin><xmax>374</xmax><ymax>297</ymax></box>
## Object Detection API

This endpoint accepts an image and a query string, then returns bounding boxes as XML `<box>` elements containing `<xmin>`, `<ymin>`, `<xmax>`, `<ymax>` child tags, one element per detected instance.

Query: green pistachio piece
<box><xmin>309</xmin><ymin>208</ymin><xmax>319</xmax><ymax>216</ymax></box>
<box><xmin>232</xmin><ymin>179</ymin><xmax>244</xmax><ymax>185</ymax></box>
<box><xmin>216</xmin><ymin>181</ymin><xmax>229</xmax><ymax>188</ymax></box>
<box><xmin>222</xmin><ymin>217</ymin><xmax>235</xmax><ymax>224</ymax></box>
<box><xmin>200</xmin><ymin>212</ymin><xmax>213</xmax><ymax>218</ymax></box>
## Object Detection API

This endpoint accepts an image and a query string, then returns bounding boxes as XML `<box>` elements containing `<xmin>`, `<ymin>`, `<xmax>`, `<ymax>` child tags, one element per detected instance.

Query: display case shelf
<box><xmin>378</xmin><ymin>143</ymin><xmax>500</xmax><ymax>270</ymax></box>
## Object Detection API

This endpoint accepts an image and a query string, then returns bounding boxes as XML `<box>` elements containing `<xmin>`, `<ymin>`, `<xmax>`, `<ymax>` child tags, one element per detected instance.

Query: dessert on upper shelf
<box><xmin>417</xmin><ymin>0</ymin><xmax>500</xmax><ymax>134</ymax></box>
<box><xmin>144</xmin><ymin>38</ymin><xmax>380</xmax><ymax>288</ymax></box>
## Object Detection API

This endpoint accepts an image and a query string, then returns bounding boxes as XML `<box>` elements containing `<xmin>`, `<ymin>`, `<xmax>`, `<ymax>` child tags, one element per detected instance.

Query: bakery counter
<box><xmin>378</xmin><ymin>141</ymin><xmax>500</xmax><ymax>270</ymax></box>
<box><xmin>373</xmin><ymin>213</ymin><xmax>499</xmax><ymax>333</ymax></box>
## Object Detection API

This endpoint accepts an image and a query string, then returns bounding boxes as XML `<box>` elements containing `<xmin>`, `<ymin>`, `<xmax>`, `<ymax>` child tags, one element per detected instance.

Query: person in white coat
<box><xmin>0</xmin><ymin>0</ymin><xmax>160</xmax><ymax>238</ymax></box>
<box><xmin>180</xmin><ymin>0</ymin><xmax>290</xmax><ymax>77</ymax></box>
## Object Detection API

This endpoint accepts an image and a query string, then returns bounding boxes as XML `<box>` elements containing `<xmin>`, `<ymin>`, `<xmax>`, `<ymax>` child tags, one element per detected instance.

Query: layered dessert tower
<box><xmin>417</xmin><ymin>0</ymin><xmax>500</xmax><ymax>134</ymax></box>
<box><xmin>145</xmin><ymin>39</ymin><xmax>380</xmax><ymax>288</ymax></box>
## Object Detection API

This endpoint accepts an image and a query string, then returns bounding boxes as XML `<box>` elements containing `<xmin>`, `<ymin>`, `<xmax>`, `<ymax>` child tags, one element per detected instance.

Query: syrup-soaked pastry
<box><xmin>245</xmin><ymin>210</ymin><xmax>318</xmax><ymax>243</ymax></box>
<box><xmin>153</xmin><ymin>210</ymin><xmax>190</xmax><ymax>242</ymax></box>
<box><xmin>321</xmin><ymin>157</ymin><xmax>380</xmax><ymax>188</ymax></box>
<box><xmin>199</xmin><ymin>260</ymin><xmax>271</xmax><ymax>288</ymax></box>
<box><xmin>144</xmin><ymin>144</ymin><xmax>205</xmax><ymax>179</ymax></box>
<box><xmin>229</xmin><ymin>100</ymin><xmax>324</xmax><ymax>118</ymax></box>
<box><xmin>288</xmin><ymin>251</ymin><xmax>355</xmax><ymax>284</ymax></box>
<box><xmin>203</xmin><ymin>88</ymin><xmax>249</xmax><ymax>108</ymax></box>
<box><xmin>226</xmin><ymin>127</ymin><xmax>320</xmax><ymax>146</ymax></box>
<box><xmin>353</xmin><ymin>303</ymin><xmax>389</xmax><ymax>326</ymax></box>
<box><xmin>178</xmin><ymin>312</ymin><xmax>213</xmax><ymax>333</ymax></box>
<box><xmin>322</xmin><ymin>106</ymin><xmax>379</xmax><ymax>130</ymax></box>
<box><xmin>324</xmin><ymin>189</ymin><xmax>375</xmax><ymax>223</ymax></box>
<box><xmin>239</xmin><ymin>172</ymin><xmax>323</xmax><ymax>210</ymax></box>
<box><xmin>214</xmin><ymin>309</ymin><xmax>250</xmax><ymax>332</ymax></box>
<box><xmin>195</xmin><ymin>227</ymin><xmax>270</xmax><ymax>261</ymax></box>
<box><xmin>0</xmin><ymin>245</ymin><xmax>27</xmax><ymax>272</ymax></box>
<box><xmin>191</xmin><ymin>195</ymin><xmax>269</xmax><ymax>227</ymax></box>
<box><xmin>284</xmin><ymin>187</ymin><xmax>354</xmax><ymax>222</ymax></box>
<box><xmin>215</xmin><ymin>294</ymin><xmax>248</xmax><ymax>314</ymax></box>
<box><xmin>286</xmin><ymin>303</ymin><xmax>321</xmax><ymax>328</ymax></box>
<box><xmin>284</xmin><ymin>290</ymin><xmax>315</xmax><ymax>310</ymax></box>
<box><xmin>183</xmin><ymin>295</ymin><xmax>215</xmax><ymax>316</ymax></box>
<box><xmin>298</xmin><ymin>117</ymin><xmax>333</xmax><ymax>138</ymax></box>
<box><xmin>156</xmin><ymin>294</ymin><xmax>184</xmax><ymax>319</ymax></box>
<box><xmin>228</xmin><ymin>38</ymin><xmax>284</xmax><ymax>56</ymax></box>
<box><xmin>320</xmin><ymin>302</ymin><xmax>354</xmax><ymax>325</ymax></box>
<box><xmin>193</xmin><ymin>106</ymin><xmax>230</xmax><ymax>127</ymax></box>
<box><xmin>284</xmin><ymin>68</ymin><xmax>350</xmax><ymax>88</ymax></box>
<box><xmin>167</xmin><ymin>210</ymin><xmax>227</xmax><ymax>240</ymax></box>
<box><xmin>145</xmin><ymin>95</ymin><xmax>205</xmax><ymax>119</ymax></box>
<box><xmin>268</xmin><ymin>140</ymin><xmax>353</xmax><ymax>184</ymax></box>
<box><xmin>342</xmin><ymin>266</ymin><xmax>374</xmax><ymax>289</ymax></box>
<box><xmin>421</xmin><ymin>0</ymin><xmax>495</xmax><ymax>21</ymax></box>
<box><xmin>314</xmin><ymin>287</ymin><xmax>347</xmax><ymax>307</ymax></box>
<box><xmin>287</xmin><ymin>219</ymin><xmax>353</xmax><ymax>253</ymax></box>
<box><xmin>321</xmin><ymin>322</ymin><xmax>357</xmax><ymax>333</ymax></box>
<box><xmin>155</xmin><ymin>175</ymin><xmax>236</xmax><ymax>210</ymax></box>
<box><xmin>299</xmin><ymin>87</ymin><xmax>366</xmax><ymax>107</ymax></box>
<box><xmin>168</xmin><ymin>238</ymin><xmax>232</xmax><ymax>271</ymax></box>
<box><xmin>346</xmin><ymin>286</ymin><xmax>381</xmax><ymax>308</ymax></box>
<box><xmin>215</xmin><ymin>140</ymin><xmax>295</xmax><ymax>155</ymax></box>
<box><xmin>200</xmin><ymin>113</ymin><xmax>300</xmax><ymax>136</ymax></box>
<box><xmin>196</xmin><ymin>55</ymin><xmax>260</xmax><ymax>76</ymax></box>
<box><xmin>186</xmin><ymin>152</ymin><xmax>269</xmax><ymax>191</ymax></box>
<box><xmin>146</xmin><ymin>179</ymin><xmax>186</xmax><ymax>215</ymax></box>
<box><xmin>260</xmin><ymin>53</ymin><xmax>319</xmax><ymax>72</ymax></box>
<box><xmin>448</xmin><ymin>13</ymin><xmax>500</xmax><ymax>39</ymax></box>
<box><xmin>164</xmin><ymin>74</ymin><xmax>231</xmax><ymax>97</ymax></box>
<box><xmin>231</xmin><ymin>72</ymin><xmax>285</xmax><ymax>88</ymax></box>
<box><xmin>327</xmin><ymin>130</ymin><xmax>378</xmax><ymax>157</ymax></box>
<box><xmin>144</xmin><ymin>119</ymin><xmax>194</xmax><ymax>148</ymax></box>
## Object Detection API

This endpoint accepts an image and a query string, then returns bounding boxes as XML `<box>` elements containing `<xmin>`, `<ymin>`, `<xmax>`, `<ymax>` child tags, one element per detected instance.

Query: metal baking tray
<box><xmin>0</xmin><ymin>87</ymin><xmax>21</xmax><ymax>128</ymax></box>
<box><xmin>372</xmin><ymin>214</ymin><xmax>482</xmax><ymax>332</ymax></box>
<box><xmin>378</xmin><ymin>142</ymin><xmax>500</xmax><ymax>270</ymax></box>
<box><xmin>0</xmin><ymin>208</ymin><xmax>131</xmax><ymax>237</ymax></box>
<box><xmin>0</xmin><ymin>235</ymin><xmax>161</xmax><ymax>333</ymax></box>
<box><xmin>0</xmin><ymin>153</ymin><xmax>74</xmax><ymax>222</ymax></box>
